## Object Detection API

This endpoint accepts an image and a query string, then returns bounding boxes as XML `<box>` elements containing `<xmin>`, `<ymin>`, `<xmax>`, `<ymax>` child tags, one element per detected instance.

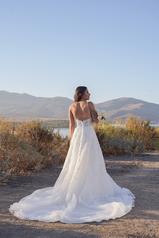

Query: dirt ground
<box><xmin>0</xmin><ymin>153</ymin><xmax>159</xmax><ymax>238</ymax></box>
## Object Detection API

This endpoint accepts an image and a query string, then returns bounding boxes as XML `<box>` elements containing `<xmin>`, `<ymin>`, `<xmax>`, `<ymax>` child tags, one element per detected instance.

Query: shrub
<box><xmin>0</xmin><ymin>118</ymin><xmax>15</xmax><ymax>134</ymax></box>
<box><xmin>125</xmin><ymin>117</ymin><xmax>156</xmax><ymax>150</ymax></box>
<box><xmin>154</xmin><ymin>127</ymin><xmax>159</xmax><ymax>150</ymax></box>
<box><xmin>16</xmin><ymin>121</ymin><xmax>53</xmax><ymax>154</ymax></box>
<box><xmin>95</xmin><ymin>121</ymin><xmax>130</xmax><ymax>156</ymax></box>
<box><xmin>0</xmin><ymin>132</ymin><xmax>45</xmax><ymax>175</ymax></box>
<box><xmin>0</xmin><ymin>119</ymin><xmax>68</xmax><ymax>175</ymax></box>
<box><xmin>95</xmin><ymin>117</ymin><xmax>155</xmax><ymax>156</ymax></box>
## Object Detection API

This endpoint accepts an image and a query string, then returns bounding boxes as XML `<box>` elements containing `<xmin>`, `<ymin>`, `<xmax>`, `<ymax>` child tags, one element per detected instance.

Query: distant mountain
<box><xmin>0</xmin><ymin>90</ymin><xmax>72</xmax><ymax>120</ymax></box>
<box><xmin>96</xmin><ymin>97</ymin><xmax>159</xmax><ymax>123</ymax></box>
<box><xmin>0</xmin><ymin>91</ymin><xmax>159</xmax><ymax>123</ymax></box>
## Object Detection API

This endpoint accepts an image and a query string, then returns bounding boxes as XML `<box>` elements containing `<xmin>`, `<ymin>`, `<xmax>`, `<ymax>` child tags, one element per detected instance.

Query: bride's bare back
<box><xmin>71</xmin><ymin>101</ymin><xmax>91</xmax><ymax>121</ymax></box>
<box><xmin>68</xmin><ymin>100</ymin><xmax>97</xmax><ymax>139</ymax></box>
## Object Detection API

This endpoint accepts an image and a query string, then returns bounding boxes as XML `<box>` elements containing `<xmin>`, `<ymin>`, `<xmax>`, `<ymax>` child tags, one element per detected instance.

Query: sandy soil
<box><xmin>0</xmin><ymin>152</ymin><xmax>159</xmax><ymax>238</ymax></box>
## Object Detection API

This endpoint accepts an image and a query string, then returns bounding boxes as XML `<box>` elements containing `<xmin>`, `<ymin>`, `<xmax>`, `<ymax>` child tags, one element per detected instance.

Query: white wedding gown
<box><xmin>9</xmin><ymin>118</ymin><xmax>135</xmax><ymax>223</ymax></box>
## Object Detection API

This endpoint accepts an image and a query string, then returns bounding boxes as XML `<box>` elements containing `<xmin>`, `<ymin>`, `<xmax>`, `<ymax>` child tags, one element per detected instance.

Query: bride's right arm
<box><xmin>88</xmin><ymin>101</ymin><xmax>99</xmax><ymax>124</ymax></box>
<box><xmin>68</xmin><ymin>105</ymin><xmax>75</xmax><ymax>141</ymax></box>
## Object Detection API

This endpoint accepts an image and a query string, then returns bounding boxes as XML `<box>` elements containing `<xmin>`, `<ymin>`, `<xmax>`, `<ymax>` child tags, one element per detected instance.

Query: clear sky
<box><xmin>0</xmin><ymin>0</ymin><xmax>158</xmax><ymax>103</ymax></box>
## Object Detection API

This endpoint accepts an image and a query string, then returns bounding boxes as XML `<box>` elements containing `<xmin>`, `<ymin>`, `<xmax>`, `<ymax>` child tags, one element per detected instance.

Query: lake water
<box><xmin>151</xmin><ymin>123</ymin><xmax>159</xmax><ymax>127</ymax></box>
<box><xmin>53</xmin><ymin>128</ymin><xmax>69</xmax><ymax>138</ymax></box>
<box><xmin>53</xmin><ymin>123</ymin><xmax>159</xmax><ymax>138</ymax></box>
<box><xmin>54</xmin><ymin>124</ymin><xmax>159</xmax><ymax>137</ymax></box>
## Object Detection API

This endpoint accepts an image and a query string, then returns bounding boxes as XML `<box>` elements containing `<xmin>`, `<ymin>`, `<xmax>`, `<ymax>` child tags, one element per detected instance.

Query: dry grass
<box><xmin>0</xmin><ymin>119</ymin><xmax>68</xmax><ymax>175</ymax></box>
<box><xmin>0</xmin><ymin>117</ymin><xmax>158</xmax><ymax>175</ymax></box>
<box><xmin>95</xmin><ymin>117</ymin><xmax>156</xmax><ymax>156</ymax></box>
<box><xmin>154</xmin><ymin>127</ymin><xmax>159</xmax><ymax>150</ymax></box>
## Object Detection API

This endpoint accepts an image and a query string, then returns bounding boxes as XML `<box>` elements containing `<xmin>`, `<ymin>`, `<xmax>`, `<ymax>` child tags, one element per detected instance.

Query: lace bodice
<box><xmin>76</xmin><ymin>118</ymin><xmax>92</xmax><ymax>127</ymax></box>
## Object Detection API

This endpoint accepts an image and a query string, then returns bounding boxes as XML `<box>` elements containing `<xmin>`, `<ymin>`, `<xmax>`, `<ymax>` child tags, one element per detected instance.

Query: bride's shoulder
<box><xmin>88</xmin><ymin>101</ymin><xmax>95</xmax><ymax>109</ymax></box>
<box><xmin>69</xmin><ymin>102</ymin><xmax>77</xmax><ymax>110</ymax></box>
<box><xmin>88</xmin><ymin>101</ymin><xmax>94</xmax><ymax>105</ymax></box>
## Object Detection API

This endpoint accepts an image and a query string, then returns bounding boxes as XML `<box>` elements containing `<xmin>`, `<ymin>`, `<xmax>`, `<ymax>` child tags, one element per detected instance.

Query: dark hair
<box><xmin>74</xmin><ymin>86</ymin><xmax>87</xmax><ymax>102</ymax></box>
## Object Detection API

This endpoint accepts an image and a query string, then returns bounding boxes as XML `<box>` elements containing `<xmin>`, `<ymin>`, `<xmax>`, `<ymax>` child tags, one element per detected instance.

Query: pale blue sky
<box><xmin>0</xmin><ymin>0</ymin><xmax>158</xmax><ymax>103</ymax></box>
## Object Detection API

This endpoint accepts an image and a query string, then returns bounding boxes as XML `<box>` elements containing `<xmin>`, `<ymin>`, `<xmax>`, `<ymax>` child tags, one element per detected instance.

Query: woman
<box><xmin>9</xmin><ymin>86</ymin><xmax>135</xmax><ymax>224</ymax></box>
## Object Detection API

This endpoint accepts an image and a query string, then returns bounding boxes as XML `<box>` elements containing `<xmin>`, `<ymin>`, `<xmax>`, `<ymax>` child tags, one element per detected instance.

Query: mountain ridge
<box><xmin>0</xmin><ymin>90</ymin><xmax>159</xmax><ymax>123</ymax></box>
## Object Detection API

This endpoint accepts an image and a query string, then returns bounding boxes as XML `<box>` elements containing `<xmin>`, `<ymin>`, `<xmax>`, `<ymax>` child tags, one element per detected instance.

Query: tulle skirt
<box><xmin>9</xmin><ymin>118</ymin><xmax>135</xmax><ymax>223</ymax></box>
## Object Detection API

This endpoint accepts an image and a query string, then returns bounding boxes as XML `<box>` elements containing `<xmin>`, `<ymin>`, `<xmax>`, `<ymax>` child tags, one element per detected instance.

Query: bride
<box><xmin>9</xmin><ymin>86</ymin><xmax>135</xmax><ymax>224</ymax></box>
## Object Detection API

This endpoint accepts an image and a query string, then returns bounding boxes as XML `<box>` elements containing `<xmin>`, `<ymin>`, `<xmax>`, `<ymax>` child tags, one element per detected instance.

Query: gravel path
<box><xmin>0</xmin><ymin>153</ymin><xmax>159</xmax><ymax>238</ymax></box>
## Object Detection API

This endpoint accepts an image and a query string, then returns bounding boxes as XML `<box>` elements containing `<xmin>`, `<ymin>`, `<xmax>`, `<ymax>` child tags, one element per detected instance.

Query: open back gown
<box><xmin>9</xmin><ymin>117</ymin><xmax>135</xmax><ymax>223</ymax></box>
